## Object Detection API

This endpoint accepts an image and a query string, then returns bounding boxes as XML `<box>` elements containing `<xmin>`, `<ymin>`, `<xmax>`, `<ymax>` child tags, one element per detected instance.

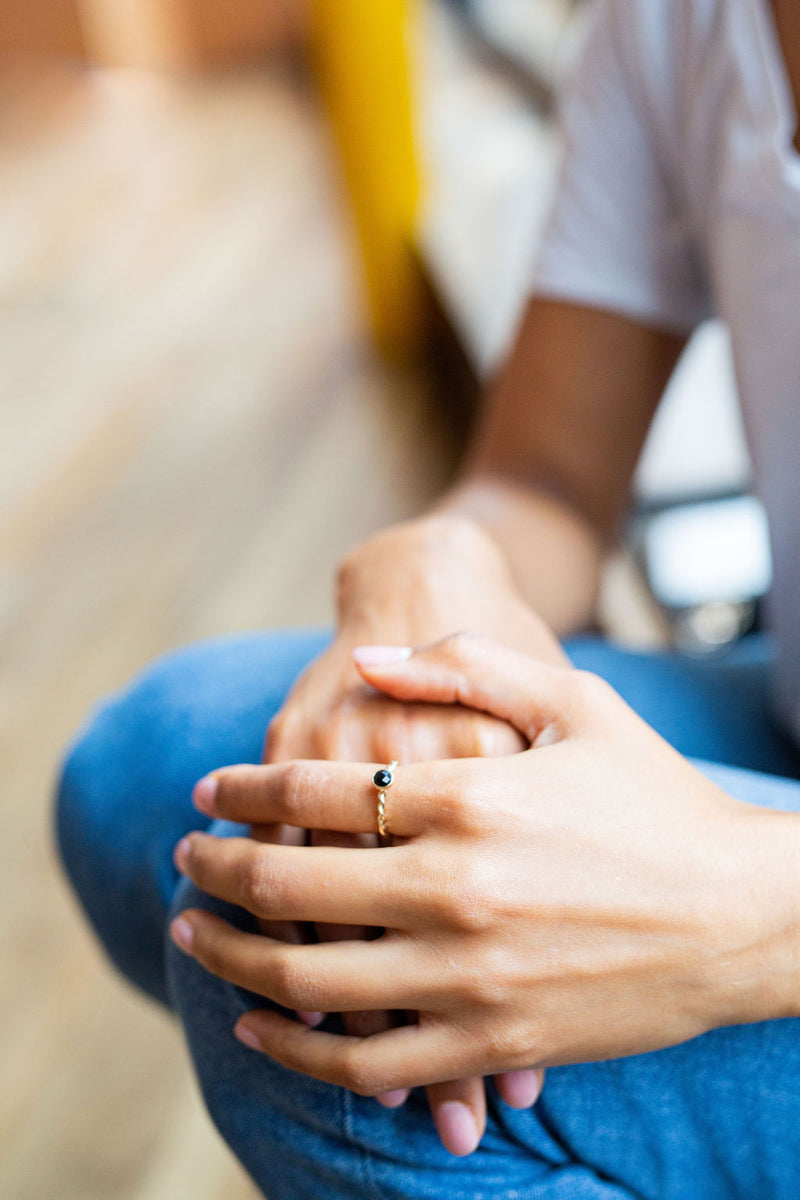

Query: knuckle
<box><xmin>440</xmin><ymin>855</ymin><xmax>497</xmax><ymax>934</ymax></box>
<box><xmin>467</xmin><ymin>946</ymin><xmax>515</xmax><ymax>1007</ymax></box>
<box><xmin>469</xmin><ymin>722</ymin><xmax>500</xmax><ymax>759</ymax></box>
<box><xmin>239</xmin><ymin>847</ymin><xmax>273</xmax><ymax>914</ymax></box>
<box><xmin>337</xmin><ymin>1043</ymin><xmax>378</xmax><ymax>1096</ymax></box>
<box><xmin>470</xmin><ymin>718</ymin><xmax>524</xmax><ymax>759</ymax></box>
<box><xmin>440</xmin><ymin>629</ymin><xmax>486</xmax><ymax>668</ymax></box>
<box><xmin>569</xmin><ymin>669</ymin><xmax>615</xmax><ymax>710</ymax></box>
<box><xmin>482</xmin><ymin>1020</ymin><xmax>533</xmax><ymax>1068</ymax></box>
<box><xmin>268</xmin><ymin>949</ymin><xmax>306</xmax><ymax>1008</ymax></box>
<box><xmin>438</xmin><ymin>773</ymin><xmax>494</xmax><ymax>837</ymax></box>
<box><xmin>280</xmin><ymin>761</ymin><xmax>314</xmax><ymax>822</ymax></box>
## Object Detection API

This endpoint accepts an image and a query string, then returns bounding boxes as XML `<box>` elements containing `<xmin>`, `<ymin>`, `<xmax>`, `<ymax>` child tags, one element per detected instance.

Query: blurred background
<box><xmin>0</xmin><ymin>2</ymin><xmax>764</xmax><ymax>1196</ymax></box>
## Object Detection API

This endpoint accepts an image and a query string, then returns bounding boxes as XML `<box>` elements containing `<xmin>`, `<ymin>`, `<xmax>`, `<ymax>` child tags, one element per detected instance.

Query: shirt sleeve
<box><xmin>533</xmin><ymin>0</ymin><xmax>711</xmax><ymax>334</ymax></box>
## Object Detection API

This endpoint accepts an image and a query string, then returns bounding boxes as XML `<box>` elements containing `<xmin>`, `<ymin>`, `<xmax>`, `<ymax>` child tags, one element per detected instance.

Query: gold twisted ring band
<box><xmin>372</xmin><ymin>761</ymin><xmax>398</xmax><ymax>839</ymax></box>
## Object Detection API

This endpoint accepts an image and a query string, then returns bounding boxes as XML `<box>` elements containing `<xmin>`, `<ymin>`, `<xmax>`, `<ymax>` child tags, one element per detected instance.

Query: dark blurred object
<box><xmin>631</xmin><ymin>493</ymin><xmax>773</xmax><ymax>654</ymax></box>
<box><xmin>0</xmin><ymin>0</ymin><xmax>306</xmax><ymax>68</ymax></box>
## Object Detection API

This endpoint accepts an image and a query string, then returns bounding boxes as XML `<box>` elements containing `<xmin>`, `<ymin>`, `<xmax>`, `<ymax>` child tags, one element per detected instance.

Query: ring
<box><xmin>373</xmin><ymin>761</ymin><xmax>398</xmax><ymax>839</ymax></box>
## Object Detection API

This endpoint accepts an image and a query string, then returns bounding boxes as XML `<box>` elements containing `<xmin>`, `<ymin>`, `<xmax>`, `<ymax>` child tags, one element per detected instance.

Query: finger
<box><xmin>308</xmin><ymin>827</ymin><xmax>409</xmax><ymax>1107</ymax></box>
<box><xmin>311</xmin><ymin>827</ymin><xmax>382</xmax><ymax>942</ymax></box>
<box><xmin>192</xmin><ymin>759</ymin><xmax>446</xmax><ymax>837</ymax></box>
<box><xmin>347</xmin><ymin>704</ymin><xmax>526</xmax><ymax>764</ymax></box>
<box><xmin>373</xmin><ymin>707</ymin><xmax>525</xmax><ymax>762</ymax></box>
<box><xmin>252</xmin><ymin>822</ymin><xmax>324</xmax><ymax>1025</ymax></box>
<box><xmin>251</xmin><ymin>822</ymin><xmax>309</xmax><ymax>946</ymax></box>
<box><xmin>170</xmin><ymin>910</ymin><xmax>427</xmax><ymax>1013</ymax></box>
<box><xmin>233</xmin><ymin>1009</ymin><xmax>483</xmax><ymax>1095</ymax></box>
<box><xmin>309</xmin><ymin>827</ymin><xmax>395</xmax><ymax>1041</ymax></box>
<box><xmin>495</xmin><ymin>1068</ymin><xmax>545</xmax><ymax>1109</ymax></box>
<box><xmin>174</xmin><ymin>833</ymin><xmax>412</xmax><ymax>928</ymax></box>
<box><xmin>353</xmin><ymin>633</ymin><xmax>577</xmax><ymax>747</ymax></box>
<box><xmin>426</xmin><ymin>1076</ymin><xmax>486</xmax><ymax>1157</ymax></box>
<box><xmin>340</xmin><ymin>1007</ymin><xmax>399</xmax><ymax>1040</ymax></box>
<box><xmin>376</xmin><ymin>1009</ymin><xmax>414</xmax><ymax>1108</ymax></box>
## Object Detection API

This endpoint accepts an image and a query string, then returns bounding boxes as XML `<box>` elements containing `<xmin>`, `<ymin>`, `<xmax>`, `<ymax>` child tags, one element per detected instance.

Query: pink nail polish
<box><xmin>174</xmin><ymin>837</ymin><xmax>192</xmax><ymax>872</ymax></box>
<box><xmin>500</xmin><ymin>1069</ymin><xmax>543</xmax><ymax>1109</ymax></box>
<box><xmin>376</xmin><ymin>1089</ymin><xmax>411</xmax><ymax>1109</ymax></box>
<box><xmin>352</xmin><ymin>646</ymin><xmax>413</xmax><ymax>666</ymax></box>
<box><xmin>170</xmin><ymin>916</ymin><xmax>194</xmax><ymax>953</ymax></box>
<box><xmin>297</xmin><ymin>1011</ymin><xmax>325</xmax><ymax>1027</ymax></box>
<box><xmin>235</xmin><ymin>1024</ymin><xmax>262</xmax><ymax>1052</ymax></box>
<box><xmin>193</xmin><ymin>776</ymin><xmax>218</xmax><ymax>815</ymax></box>
<box><xmin>437</xmin><ymin>1101</ymin><xmax>480</xmax><ymax>1157</ymax></box>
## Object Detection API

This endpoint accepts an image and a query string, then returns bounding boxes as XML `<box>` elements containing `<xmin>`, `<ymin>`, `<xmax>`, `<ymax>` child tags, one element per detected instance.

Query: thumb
<box><xmin>353</xmin><ymin>632</ymin><xmax>574</xmax><ymax>747</ymax></box>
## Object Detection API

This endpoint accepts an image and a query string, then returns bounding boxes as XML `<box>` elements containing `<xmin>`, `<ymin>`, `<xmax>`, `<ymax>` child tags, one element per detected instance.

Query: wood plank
<box><xmin>0</xmin><ymin>59</ymin><xmax>440</xmax><ymax>1200</ymax></box>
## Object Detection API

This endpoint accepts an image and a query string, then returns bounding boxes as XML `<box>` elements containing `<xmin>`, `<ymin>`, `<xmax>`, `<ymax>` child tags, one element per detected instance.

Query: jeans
<box><xmin>55</xmin><ymin>630</ymin><xmax>800</xmax><ymax>1199</ymax></box>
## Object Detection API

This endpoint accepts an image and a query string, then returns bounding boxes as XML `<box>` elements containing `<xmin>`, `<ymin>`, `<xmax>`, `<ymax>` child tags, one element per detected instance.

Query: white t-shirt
<box><xmin>534</xmin><ymin>0</ymin><xmax>800</xmax><ymax>741</ymax></box>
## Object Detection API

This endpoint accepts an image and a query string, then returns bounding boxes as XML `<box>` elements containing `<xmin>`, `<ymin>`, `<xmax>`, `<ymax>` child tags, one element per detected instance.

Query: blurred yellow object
<box><xmin>310</xmin><ymin>0</ymin><xmax>423</xmax><ymax>359</ymax></box>
<box><xmin>0</xmin><ymin>0</ymin><xmax>422</xmax><ymax>358</ymax></box>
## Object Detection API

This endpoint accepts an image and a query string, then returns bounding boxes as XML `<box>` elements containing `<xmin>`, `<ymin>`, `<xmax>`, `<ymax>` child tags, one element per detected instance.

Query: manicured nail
<box><xmin>500</xmin><ymin>1069</ymin><xmax>543</xmax><ymax>1109</ymax></box>
<box><xmin>297</xmin><ymin>1011</ymin><xmax>325</xmax><ymax>1028</ymax></box>
<box><xmin>352</xmin><ymin>646</ymin><xmax>413</xmax><ymax>666</ymax></box>
<box><xmin>436</xmin><ymin>1102</ymin><xmax>480</xmax><ymax>1157</ymax></box>
<box><xmin>170</xmin><ymin>916</ymin><xmax>194</xmax><ymax>953</ymax></box>
<box><xmin>173</xmin><ymin>837</ymin><xmax>192</xmax><ymax>872</ymax></box>
<box><xmin>235</xmin><ymin>1023</ymin><xmax>262</xmax><ymax>1052</ymax></box>
<box><xmin>193</xmin><ymin>775</ymin><xmax>218</xmax><ymax>815</ymax></box>
<box><xmin>376</xmin><ymin>1089</ymin><xmax>411</xmax><ymax>1108</ymax></box>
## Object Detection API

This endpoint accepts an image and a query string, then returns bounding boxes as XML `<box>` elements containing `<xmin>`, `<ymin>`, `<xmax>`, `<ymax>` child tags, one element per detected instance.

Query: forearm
<box><xmin>336</xmin><ymin>295</ymin><xmax>688</xmax><ymax>644</ymax></box>
<box><xmin>420</xmin><ymin>298</ymin><xmax>686</xmax><ymax>636</ymax></box>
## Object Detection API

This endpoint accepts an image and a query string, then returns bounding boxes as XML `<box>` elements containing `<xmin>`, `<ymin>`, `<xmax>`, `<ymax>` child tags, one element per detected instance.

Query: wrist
<box><xmin>334</xmin><ymin>515</ymin><xmax>567</xmax><ymax>665</ymax></box>
<box><xmin>336</xmin><ymin>515</ymin><xmax>512</xmax><ymax>626</ymax></box>
<box><xmin>437</xmin><ymin>476</ymin><xmax>604</xmax><ymax>628</ymax></box>
<box><xmin>704</xmin><ymin>805</ymin><xmax>800</xmax><ymax>1028</ymax></box>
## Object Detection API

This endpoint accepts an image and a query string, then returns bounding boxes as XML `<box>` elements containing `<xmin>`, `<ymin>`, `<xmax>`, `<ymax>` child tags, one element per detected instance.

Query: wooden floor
<box><xmin>0</xmin><ymin>59</ymin><xmax>454</xmax><ymax>1200</ymax></box>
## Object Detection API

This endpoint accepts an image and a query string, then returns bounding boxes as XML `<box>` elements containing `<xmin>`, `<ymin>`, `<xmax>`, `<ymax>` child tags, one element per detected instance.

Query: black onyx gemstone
<box><xmin>373</xmin><ymin>768</ymin><xmax>393</xmax><ymax>790</ymax></box>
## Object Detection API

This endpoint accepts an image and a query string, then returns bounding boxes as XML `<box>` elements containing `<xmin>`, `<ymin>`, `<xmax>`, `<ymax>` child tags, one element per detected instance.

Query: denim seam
<box><xmin>342</xmin><ymin>1089</ymin><xmax>392</xmax><ymax>1200</ymax></box>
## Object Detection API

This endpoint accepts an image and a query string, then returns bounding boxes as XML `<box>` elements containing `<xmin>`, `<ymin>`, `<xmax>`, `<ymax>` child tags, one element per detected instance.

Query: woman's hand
<box><xmin>266</xmin><ymin>516</ymin><xmax>567</xmax><ymax>767</ymax></box>
<box><xmin>257</xmin><ymin>518</ymin><xmax>564</xmax><ymax>1151</ymax></box>
<box><xmin>171</xmin><ymin>633</ymin><xmax>795</xmax><ymax>1147</ymax></box>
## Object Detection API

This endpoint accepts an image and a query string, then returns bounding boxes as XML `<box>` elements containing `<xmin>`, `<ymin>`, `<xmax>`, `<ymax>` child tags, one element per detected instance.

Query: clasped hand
<box><xmin>171</xmin><ymin>633</ymin><xmax>782</xmax><ymax>1153</ymax></box>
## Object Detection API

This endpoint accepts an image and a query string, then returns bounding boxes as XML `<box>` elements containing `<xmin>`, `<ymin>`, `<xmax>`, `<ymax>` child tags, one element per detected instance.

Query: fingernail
<box><xmin>235</xmin><ymin>1023</ymin><xmax>262</xmax><ymax>1052</ymax></box>
<box><xmin>297</xmin><ymin>1011</ymin><xmax>325</xmax><ymax>1028</ymax></box>
<box><xmin>437</xmin><ymin>1102</ymin><xmax>480</xmax><ymax>1157</ymax></box>
<box><xmin>173</xmin><ymin>837</ymin><xmax>192</xmax><ymax>872</ymax></box>
<box><xmin>376</xmin><ymin>1089</ymin><xmax>411</xmax><ymax>1108</ymax></box>
<box><xmin>193</xmin><ymin>775</ymin><xmax>218</xmax><ymax>815</ymax></box>
<box><xmin>170</xmin><ymin>916</ymin><xmax>194</xmax><ymax>953</ymax></box>
<box><xmin>352</xmin><ymin>646</ymin><xmax>413</xmax><ymax>666</ymax></box>
<box><xmin>501</xmin><ymin>1069</ymin><xmax>543</xmax><ymax>1109</ymax></box>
